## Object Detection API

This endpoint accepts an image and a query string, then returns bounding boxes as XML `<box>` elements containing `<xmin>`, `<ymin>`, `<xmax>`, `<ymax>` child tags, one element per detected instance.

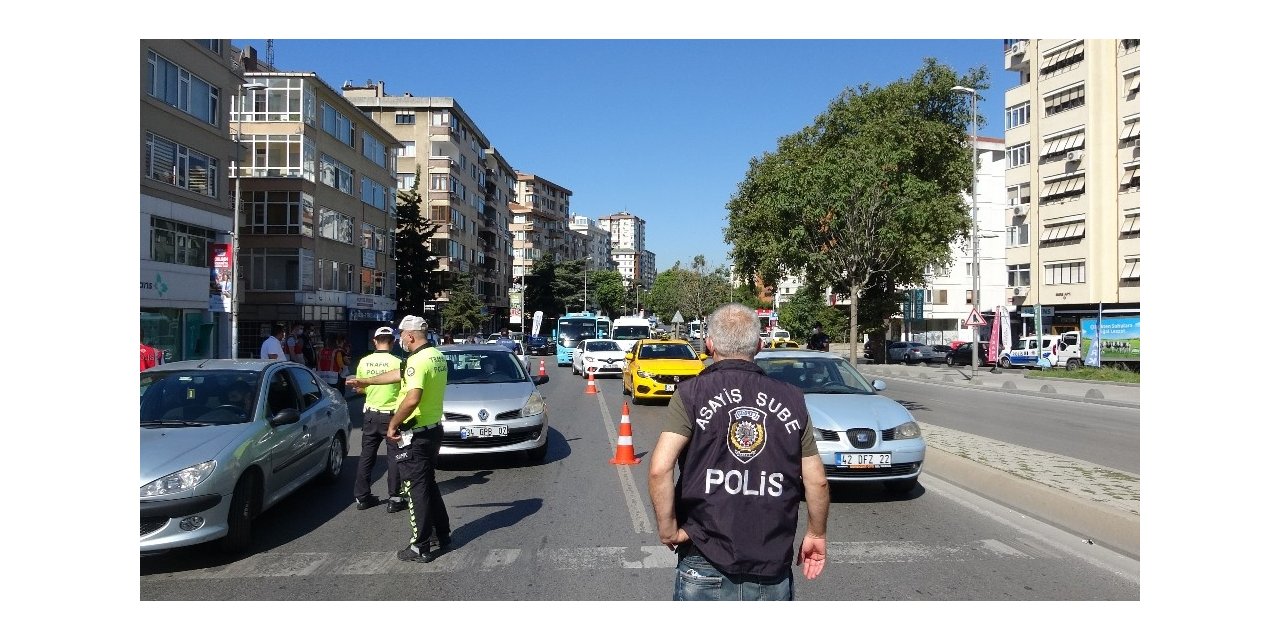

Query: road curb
<box><xmin>923</xmin><ymin>447</ymin><xmax>1140</xmax><ymax>559</ymax></box>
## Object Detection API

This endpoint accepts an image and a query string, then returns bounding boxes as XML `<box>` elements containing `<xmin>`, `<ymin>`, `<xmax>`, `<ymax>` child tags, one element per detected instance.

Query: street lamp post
<box><xmin>519</xmin><ymin>272</ymin><xmax>526</xmax><ymax>337</ymax></box>
<box><xmin>635</xmin><ymin>283</ymin><xmax>644</xmax><ymax>317</ymax></box>
<box><xmin>952</xmin><ymin>85</ymin><xmax>979</xmax><ymax>376</ymax></box>
<box><xmin>231</xmin><ymin>81</ymin><xmax>267</xmax><ymax>359</ymax></box>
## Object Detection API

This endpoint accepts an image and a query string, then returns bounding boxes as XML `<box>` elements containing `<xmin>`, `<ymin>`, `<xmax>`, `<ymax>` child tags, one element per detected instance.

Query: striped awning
<box><xmin>1040</xmin><ymin>221</ymin><xmax>1086</xmax><ymax>242</ymax></box>
<box><xmin>1040</xmin><ymin>175</ymin><xmax>1086</xmax><ymax>198</ymax></box>
<box><xmin>1044</xmin><ymin>130</ymin><xmax>1085</xmax><ymax>155</ymax></box>
<box><xmin>1121</xmin><ymin>214</ymin><xmax>1141</xmax><ymax>234</ymax></box>
<box><xmin>1119</xmin><ymin>119</ymin><xmax>1141</xmax><ymax>141</ymax></box>
<box><xmin>1121</xmin><ymin>166</ymin><xmax>1141</xmax><ymax>187</ymax></box>
<box><xmin>1040</xmin><ymin>41</ymin><xmax>1085</xmax><ymax>70</ymax></box>
<box><xmin>1121</xmin><ymin>260</ymin><xmax>1141</xmax><ymax>279</ymax></box>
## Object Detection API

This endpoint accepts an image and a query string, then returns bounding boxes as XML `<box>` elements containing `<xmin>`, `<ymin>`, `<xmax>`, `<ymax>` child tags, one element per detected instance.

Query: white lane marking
<box><xmin>826</xmin><ymin>539</ymin><xmax>1029</xmax><ymax>564</ymax></box>
<box><xmin>142</xmin><ymin>540</ymin><xmax>1025</xmax><ymax>581</ymax></box>
<box><xmin>598</xmin><ymin>392</ymin><xmax>654</xmax><ymax>534</ymax></box>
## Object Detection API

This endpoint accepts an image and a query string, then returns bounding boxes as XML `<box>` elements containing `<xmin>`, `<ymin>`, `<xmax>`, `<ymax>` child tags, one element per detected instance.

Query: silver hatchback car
<box><xmin>140</xmin><ymin>360</ymin><xmax>350</xmax><ymax>555</ymax></box>
<box><xmin>439</xmin><ymin>345</ymin><xmax>551</xmax><ymax>461</ymax></box>
<box><xmin>755</xmin><ymin>349</ymin><xmax>926</xmax><ymax>495</ymax></box>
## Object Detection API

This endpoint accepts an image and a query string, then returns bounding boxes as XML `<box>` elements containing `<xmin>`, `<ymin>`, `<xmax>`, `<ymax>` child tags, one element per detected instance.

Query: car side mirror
<box><xmin>698</xmin><ymin>353</ymin><xmax>708</xmax><ymax>361</ymax></box>
<box><xmin>872</xmin><ymin>380</ymin><xmax>887</xmax><ymax>391</ymax></box>
<box><xmin>625</xmin><ymin>353</ymin><xmax>634</xmax><ymax>361</ymax></box>
<box><xmin>268</xmin><ymin>408</ymin><xmax>301</xmax><ymax>426</ymax></box>
<box><xmin>533</xmin><ymin>374</ymin><xmax>549</xmax><ymax>385</ymax></box>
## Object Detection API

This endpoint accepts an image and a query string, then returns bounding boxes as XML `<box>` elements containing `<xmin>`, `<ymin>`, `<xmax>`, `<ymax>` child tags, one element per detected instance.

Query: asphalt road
<box><xmin>140</xmin><ymin>362</ymin><xmax>1138</xmax><ymax>600</ymax></box>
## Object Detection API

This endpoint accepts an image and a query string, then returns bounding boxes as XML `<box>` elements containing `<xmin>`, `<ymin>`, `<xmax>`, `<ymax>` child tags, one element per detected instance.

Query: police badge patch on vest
<box><xmin>727</xmin><ymin>407</ymin><xmax>767</xmax><ymax>463</ymax></box>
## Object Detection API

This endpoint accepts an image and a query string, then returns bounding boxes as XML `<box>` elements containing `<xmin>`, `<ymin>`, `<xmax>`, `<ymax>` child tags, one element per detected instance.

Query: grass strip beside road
<box><xmin>1026</xmin><ymin>366</ymin><xmax>1139</xmax><ymax>384</ymax></box>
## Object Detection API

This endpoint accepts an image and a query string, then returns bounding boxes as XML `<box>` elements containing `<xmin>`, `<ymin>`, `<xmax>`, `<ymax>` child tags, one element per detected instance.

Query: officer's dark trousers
<box><xmin>395</xmin><ymin>426</ymin><xmax>450</xmax><ymax>548</ymax></box>
<box><xmin>354</xmin><ymin>410</ymin><xmax>399</xmax><ymax>501</ymax></box>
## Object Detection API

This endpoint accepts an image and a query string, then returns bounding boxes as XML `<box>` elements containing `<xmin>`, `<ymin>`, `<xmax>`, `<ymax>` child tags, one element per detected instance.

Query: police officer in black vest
<box><xmin>648</xmin><ymin>303</ymin><xmax>829</xmax><ymax>600</ymax></box>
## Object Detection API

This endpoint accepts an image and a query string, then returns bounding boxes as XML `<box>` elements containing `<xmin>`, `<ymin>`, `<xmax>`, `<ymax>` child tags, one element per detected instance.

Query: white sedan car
<box><xmin>571</xmin><ymin>339</ymin><xmax>627</xmax><ymax>378</ymax></box>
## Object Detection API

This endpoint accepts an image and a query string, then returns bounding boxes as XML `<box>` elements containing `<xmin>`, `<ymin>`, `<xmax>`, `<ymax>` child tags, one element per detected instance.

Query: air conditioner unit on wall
<box><xmin>1065</xmin><ymin>151</ymin><xmax>1083</xmax><ymax>162</ymax></box>
<box><xmin>1011</xmin><ymin>205</ymin><xmax>1024</xmax><ymax>216</ymax></box>
<box><xmin>1011</xmin><ymin>41</ymin><xmax>1027</xmax><ymax>55</ymax></box>
<box><xmin>1012</xmin><ymin>287</ymin><xmax>1027</xmax><ymax>297</ymax></box>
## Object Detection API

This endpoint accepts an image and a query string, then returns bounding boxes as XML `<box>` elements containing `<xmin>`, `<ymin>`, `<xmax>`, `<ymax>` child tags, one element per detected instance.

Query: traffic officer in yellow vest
<box><xmin>351</xmin><ymin>327</ymin><xmax>405</xmax><ymax>513</ymax></box>
<box><xmin>347</xmin><ymin>315</ymin><xmax>452</xmax><ymax>563</ymax></box>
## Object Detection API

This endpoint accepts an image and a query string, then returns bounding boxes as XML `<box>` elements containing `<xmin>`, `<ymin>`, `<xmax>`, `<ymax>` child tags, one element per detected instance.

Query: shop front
<box><xmin>347</xmin><ymin>293</ymin><xmax>397</xmax><ymax>361</ymax></box>
<box><xmin>141</xmin><ymin>266</ymin><xmax>222</xmax><ymax>363</ymax></box>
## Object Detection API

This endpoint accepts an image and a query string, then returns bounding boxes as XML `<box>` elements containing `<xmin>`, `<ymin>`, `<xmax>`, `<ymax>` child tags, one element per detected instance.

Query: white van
<box><xmin>612</xmin><ymin>316</ymin><xmax>652</xmax><ymax>353</ymax></box>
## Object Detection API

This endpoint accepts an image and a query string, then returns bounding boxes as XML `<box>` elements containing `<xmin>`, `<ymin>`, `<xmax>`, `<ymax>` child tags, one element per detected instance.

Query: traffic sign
<box><xmin>964</xmin><ymin>307</ymin><xmax>987</xmax><ymax>327</ymax></box>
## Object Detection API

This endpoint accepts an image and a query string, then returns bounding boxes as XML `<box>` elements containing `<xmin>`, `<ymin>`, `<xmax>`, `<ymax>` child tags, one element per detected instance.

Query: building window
<box><xmin>246</xmin><ymin>247</ymin><xmax>304</xmax><ymax>291</ymax></box>
<box><xmin>1006</xmin><ymin>264</ymin><xmax>1031</xmax><ymax>287</ymax></box>
<box><xmin>1121</xmin><ymin>212</ymin><xmax>1141</xmax><ymax>236</ymax></box>
<box><xmin>1119</xmin><ymin>118</ymin><xmax>1141</xmax><ymax>145</ymax></box>
<box><xmin>1007</xmin><ymin>182</ymin><xmax>1032</xmax><ymax>206</ymax></box>
<box><xmin>1044</xmin><ymin>83</ymin><xmax>1085</xmax><ymax>117</ymax></box>
<box><xmin>930</xmin><ymin>289</ymin><xmax>949</xmax><ymax>305</ymax></box>
<box><xmin>1120</xmin><ymin>39</ymin><xmax>1140</xmax><ymax>54</ymax></box>
<box><xmin>395</xmin><ymin>110</ymin><xmax>415</xmax><ymax>125</ymax></box>
<box><xmin>242</xmin><ymin>191</ymin><xmax>313</xmax><ymax>236</ymax></box>
<box><xmin>1005</xmin><ymin>102</ymin><xmax>1030</xmax><ymax>130</ymax></box>
<box><xmin>237</xmin><ymin>77</ymin><xmax>304</xmax><ymax>123</ymax></box>
<box><xmin>1040</xmin><ymin>218</ymin><xmax>1086</xmax><ymax>243</ymax></box>
<box><xmin>360</xmin><ymin>176</ymin><xmax>388</xmax><ymax>210</ymax></box>
<box><xmin>196</xmin><ymin>40</ymin><xmax>221</xmax><ymax>54</ymax></box>
<box><xmin>146</xmin><ymin>50</ymin><xmax>220</xmax><ymax>126</ymax></box>
<box><xmin>1120</xmin><ymin>257</ymin><xmax>1140</xmax><ymax>280</ymax></box>
<box><xmin>362</xmin><ymin>132</ymin><xmax>389</xmax><ymax>169</ymax></box>
<box><xmin>318</xmin><ymin>153</ymin><xmax>354</xmax><ymax>195</ymax></box>
<box><xmin>430</xmin><ymin>174</ymin><xmax>449</xmax><ymax>191</ymax></box>
<box><xmin>1040</xmin><ymin>173</ymin><xmax>1086</xmax><ymax>204</ymax></box>
<box><xmin>145</xmin><ymin>132</ymin><xmax>220</xmax><ymax>198</ymax></box>
<box><xmin>317</xmin><ymin>207</ymin><xmax>354</xmax><ymax>244</ymax></box>
<box><xmin>320</xmin><ymin>101</ymin><xmax>354</xmax><ymax>146</ymax></box>
<box><xmin>1041</xmin><ymin>127</ymin><xmax>1084</xmax><ymax>160</ymax></box>
<box><xmin>1044</xmin><ymin>261</ymin><xmax>1086</xmax><ymax>285</ymax></box>
<box><xmin>1123</xmin><ymin>69</ymin><xmax>1141</xmax><ymax>96</ymax></box>
<box><xmin>1006</xmin><ymin>223</ymin><xmax>1029</xmax><ymax>247</ymax></box>
<box><xmin>398</xmin><ymin>141</ymin><xmax>416</xmax><ymax>157</ymax></box>
<box><xmin>245</xmin><ymin>133</ymin><xmax>306</xmax><ymax>179</ymax></box>
<box><xmin>1120</xmin><ymin>164</ymin><xmax>1141</xmax><ymax>191</ymax></box>
<box><xmin>1007</xmin><ymin>143</ymin><xmax>1030</xmax><ymax>168</ymax></box>
<box><xmin>150</xmin><ymin>218</ymin><xmax>216</xmax><ymax>267</ymax></box>
<box><xmin>965</xmin><ymin>290</ymin><xmax>973</xmax><ymax>305</ymax></box>
<box><xmin>1040</xmin><ymin>40</ymin><xmax>1084</xmax><ymax>77</ymax></box>
<box><xmin>397</xmin><ymin>173</ymin><xmax>415</xmax><ymax>190</ymax></box>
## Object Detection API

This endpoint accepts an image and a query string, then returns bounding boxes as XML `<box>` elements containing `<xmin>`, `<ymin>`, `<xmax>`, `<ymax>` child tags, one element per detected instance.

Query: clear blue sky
<box><xmin>233</xmin><ymin>39</ymin><xmax>1010</xmax><ymax>272</ymax></box>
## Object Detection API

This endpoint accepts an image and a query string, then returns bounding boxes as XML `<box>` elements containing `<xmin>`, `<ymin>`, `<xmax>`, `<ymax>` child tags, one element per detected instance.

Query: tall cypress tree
<box><xmin>394</xmin><ymin>167</ymin><xmax>440</xmax><ymax>317</ymax></box>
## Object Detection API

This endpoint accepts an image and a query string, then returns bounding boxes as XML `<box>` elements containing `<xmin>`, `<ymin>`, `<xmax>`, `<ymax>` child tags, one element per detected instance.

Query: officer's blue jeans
<box><xmin>673</xmin><ymin>552</ymin><xmax>794</xmax><ymax>601</ymax></box>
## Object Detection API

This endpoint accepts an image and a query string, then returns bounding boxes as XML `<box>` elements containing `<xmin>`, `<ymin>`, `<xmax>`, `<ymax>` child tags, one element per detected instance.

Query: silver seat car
<box><xmin>140</xmin><ymin>360</ymin><xmax>350</xmax><ymax>555</ymax></box>
<box><xmin>755</xmin><ymin>349</ymin><xmax>926</xmax><ymax>495</ymax></box>
<box><xmin>439</xmin><ymin>344</ymin><xmax>552</xmax><ymax>461</ymax></box>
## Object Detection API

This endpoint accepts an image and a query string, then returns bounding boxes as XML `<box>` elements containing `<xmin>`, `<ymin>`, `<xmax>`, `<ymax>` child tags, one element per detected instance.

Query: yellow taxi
<box><xmin>622</xmin><ymin>339</ymin><xmax>707</xmax><ymax>403</ymax></box>
<box><xmin>765</xmin><ymin>338</ymin><xmax>801</xmax><ymax>349</ymax></box>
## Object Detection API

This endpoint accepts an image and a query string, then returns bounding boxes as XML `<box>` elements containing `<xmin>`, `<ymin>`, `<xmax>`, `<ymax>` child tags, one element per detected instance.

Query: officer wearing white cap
<box><xmin>351</xmin><ymin>327</ymin><xmax>405</xmax><ymax>513</ymax></box>
<box><xmin>347</xmin><ymin>316</ymin><xmax>452</xmax><ymax>562</ymax></box>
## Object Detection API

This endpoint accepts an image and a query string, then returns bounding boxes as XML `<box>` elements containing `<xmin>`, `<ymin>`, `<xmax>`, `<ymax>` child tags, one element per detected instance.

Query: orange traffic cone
<box><xmin>538</xmin><ymin>359</ymin><xmax>547</xmax><ymax>376</ymax></box>
<box><xmin>610</xmin><ymin>402</ymin><xmax>640</xmax><ymax>465</ymax></box>
<box><xmin>584</xmin><ymin>371</ymin><xmax>598</xmax><ymax>394</ymax></box>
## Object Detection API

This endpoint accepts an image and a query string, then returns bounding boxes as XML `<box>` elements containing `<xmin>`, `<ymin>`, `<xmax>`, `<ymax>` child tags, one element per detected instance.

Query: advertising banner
<box><xmin>532</xmin><ymin>311</ymin><xmax>544</xmax><ymax>337</ymax></box>
<box><xmin>1081</xmin><ymin>314</ymin><xmax>1140</xmax><ymax>362</ymax></box>
<box><xmin>209</xmin><ymin>243</ymin><xmax>232</xmax><ymax>312</ymax></box>
<box><xmin>987</xmin><ymin>306</ymin><xmax>1002</xmax><ymax>365</ymax></box>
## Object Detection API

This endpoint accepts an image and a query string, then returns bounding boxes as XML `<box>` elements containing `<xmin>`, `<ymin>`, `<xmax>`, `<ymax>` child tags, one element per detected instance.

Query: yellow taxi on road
<box><xmin>622</xmin><ymin>339</ymin><xmax>707</xmax><ymax>404</ymax></box>
<box><xmin>765</xmin><ymin>338</ymin><xmax>802</xmax><ymax>349</ymax></box>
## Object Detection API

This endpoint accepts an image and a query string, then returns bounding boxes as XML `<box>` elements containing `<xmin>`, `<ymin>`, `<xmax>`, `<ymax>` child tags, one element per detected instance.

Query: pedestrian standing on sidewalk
<box><xmin>260</xmin><ymin>324</ymin><xmax>287</xmax><ymax>360</ymax></box>
<box><xmin>351</xmin><ymin>327</ymin><xmax>406</xmax><ymax>513</ymax></box>
<box><xmin>648</xmin><ymin>302</ymin><xmax>829</xmax><ymax>600</ymax></box>
<box><xmin>347</xmin><ymin>315</ymin><xmax>452</xmax><ymax>563</ymax></box>
<box><xmin>140</xmin><ymin>329</ymin><xmax>165</xmax><ymax>371</ymax></box>
<box><xmin>806</xmin><ymin>323</ymin><xmax>830</xmax><ymax>352</ymax></box>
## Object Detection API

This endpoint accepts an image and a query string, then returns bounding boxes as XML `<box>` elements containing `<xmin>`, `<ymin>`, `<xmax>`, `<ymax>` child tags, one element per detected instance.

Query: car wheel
<box><xmin>318</xmin><ymin>434</ymin><xmax>346</xmax><ymax>485</ymax></box>
<box><xmin>1065</xmin><ymin>358</ymin><xmax>1081</xmax><ymax>371</ymax></box>
<box><xmin>221</xmin><ymin>473</ymin><xmax>260</xmax><ymax>554</ymax></box>
<box><xmin>999</xmin><ymin>356</ymin><xmax>1012</xmax><ymax>369</ymax></box>
<box><xmin>622</xmin><ymin>382</ymin><xmax>631</xmax><ymax>396</ymax></box>
<box><xmin>527</xmin><ymin>438</ymin><xmax>549</xmax><ymax>462</ymax></box>
<box><xmin>884</xmin><ymin>478</ymin><xmax>919</xmax><ymax>496</ymax></box>
<box><xmin>945</xmin><ymin>354</ymin><xmax>955</xmax><ymax>366</ymax></box>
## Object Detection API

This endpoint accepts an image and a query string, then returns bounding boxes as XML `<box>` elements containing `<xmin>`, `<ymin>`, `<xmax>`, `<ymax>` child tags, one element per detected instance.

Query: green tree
<box><xmin>394</xmin><ymin>167</ymin><xmax>441</xmax><ymax>317</ymax></box>
<box><xmin>731</xmin><ymin>281</ymin><xmax>764</xmax><ymax>309</ymax></box>
<box><xmin>591</xmin><ymin>269</ymin><xmax>626</xmax><ymax>318</ymax></box>
<box><xmin>440</xmin><ymin>274</ymin><xmax>484</xmax><ymax>335</ymax></box>
<box><xmin>778</xmin><ymin>282</ymin><xmax>850</xmax><ymax>343</ymax></box>
<box><xmin>646</xmin><ymin>265</ymin><xmax>685</xmax><ymax>324</ymax></box>
<box><xmin>726</xmin><ymin>58</ymin><xmax>987</xmax><ymax>364</ymax></box>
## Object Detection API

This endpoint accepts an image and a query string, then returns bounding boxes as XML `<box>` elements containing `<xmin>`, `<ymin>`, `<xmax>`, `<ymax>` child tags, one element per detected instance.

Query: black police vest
<box><xmin>674</xmin><ymin>358</ymin><xmax>810</xmax><ymax>578</ymax></box>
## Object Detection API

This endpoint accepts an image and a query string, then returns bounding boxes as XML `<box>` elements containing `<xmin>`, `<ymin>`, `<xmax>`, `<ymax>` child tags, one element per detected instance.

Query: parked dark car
<box><xmin>525</xmin><ymin>335</ymin><xmax>552</xmax><ymax>356</ymax></box>
<box><xmin>945</xmin><ymin>341</ymin><xmax>994</xmax><ymax>366</ymax></box>
<box><xmin>887</xmin><ymin>341</ymin><xmax>938</xmax><ymax>364</ymax></box>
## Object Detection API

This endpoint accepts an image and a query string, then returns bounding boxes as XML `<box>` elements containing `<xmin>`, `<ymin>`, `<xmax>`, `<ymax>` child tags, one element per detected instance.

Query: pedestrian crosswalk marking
<box><xmin>141</xmin><ymin>540</ymin><xmax>1030</xmax><ymax>582</ymax></box>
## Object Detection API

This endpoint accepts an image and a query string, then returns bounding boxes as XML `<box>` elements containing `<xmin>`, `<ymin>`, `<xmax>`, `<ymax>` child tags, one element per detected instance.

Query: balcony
<box><xmin>427</xmin><ymin>157</ymin><xmax>461</xmax><ymax>175</ymax></box>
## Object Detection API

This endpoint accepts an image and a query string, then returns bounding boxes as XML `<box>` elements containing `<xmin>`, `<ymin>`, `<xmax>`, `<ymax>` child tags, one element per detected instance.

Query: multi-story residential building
<box><xmin>229</xmin><ymin>49</ymin><xmax>401</xmax><ymax>356</ymax></box>
<box><xmin>141</xmin><ymin>40</ymin><xmax>242</xmax><ymax>360</ymax></box>
<box><xmin>600</xmin><ymin>210</ymin><xmax>647</xmax><ymax>286</ymax></box>
<box><xmin>512</xmin><ymin>172</ymin><xmax>573</xmax><ymax>272</ymax></box>
<box><xmin>342</xmin><ymin>82</ymin><xmax>516</xmax><ymax>333</ymax></box>
<box><xmin>639</xmin><ymin>250</ymin><xmax>656</xmax><ymax>290</ymax></box>
<box><xmin>1001</xmin><ymin>38</ymin><xmax>1140</xmax><ymax>335</ymax></box>
<box><xmin>570</xmin><ymin>215</ymin><xmax>614</xmax><ymax>268</ymax></box>
<box><xmin>898</xmin><ymin>136</ymin><xmax>1009</xmax><ymax>343</ymax></box>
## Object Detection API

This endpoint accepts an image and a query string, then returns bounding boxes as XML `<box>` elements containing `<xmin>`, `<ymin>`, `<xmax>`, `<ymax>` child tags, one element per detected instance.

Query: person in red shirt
<box><xmin>140</xmin><ymin>329</ymin><xmax>165</xmax><ymax>371</ymax></box>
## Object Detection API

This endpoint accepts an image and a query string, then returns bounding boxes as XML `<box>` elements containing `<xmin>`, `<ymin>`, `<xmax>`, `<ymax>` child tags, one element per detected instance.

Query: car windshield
<box><xmin>443</xmin><ymin>350</ymin><xmax>528</xmax><ymax>384</ymax></box>
<box><xmin>140</xmin><ymin>369</ymin><xmax>262</xmax><ymax>426</ymax></box>
<box><xmin>639</xmin><ymin>343</ymin><xmax>697</xmax><ymax>360</ymax></box>
<box><xmin>586</xmin><ymin>341</ymin><xmax>622</xmax><ymax>352</ymax></box>
<box><xmin>613</xmin><ymin>325</ymin><xmax>650</xmax><ymax>339</ymax></box>
<box><xmin>756</xmin><ymin>357</ymin><xmax>876</xmax><ymax>394</ymax></box>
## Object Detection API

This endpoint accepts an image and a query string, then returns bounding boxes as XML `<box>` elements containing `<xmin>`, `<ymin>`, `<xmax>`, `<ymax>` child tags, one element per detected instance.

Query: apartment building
<box><xmin>229</xmin><ymin>50</ymin><xmax>402</xmax><ymax>356</ymax></box>
<box><xmin>141</xmin><ymin>40</ymin><xmax>243</xmax><ymax>360</ymax></box>
<box><xmin>512</xmin><ymin>172</ymin><xmax>573</xmax><ymax>274</ymax></box>
<box><xmin>570</xmin><ymin>215</ymin><xmax>614</xmax><ymax>268</ymax></box>
<box><xmin>342</xmin><ymin>83</ymin><xmax>516</xmax><ymax>332</ymax></box>
<box><xmin>600</xmin><ymin>210</ymin><xmax>648</xmax><ymax>286</ymax></box>
<box><xmin>1002</xmin><ymin>39</ymin><xmax>1140</xmax><ymax>334</ymax></box>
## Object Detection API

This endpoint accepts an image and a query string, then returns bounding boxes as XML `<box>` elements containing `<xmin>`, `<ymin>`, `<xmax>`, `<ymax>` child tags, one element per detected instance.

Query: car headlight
<box><xmin>892</xmin><ymin>420</ymin><xmax>922</xmax><ymax>439</ymax></box>
<box><xmin>635</xmin><ymin>369</ymin><xmax>654</xmax><ymax>379</ymax></box>
<box><xmin>140</xmin><ymin>460</ymin><xmax>217</xmax><ymax>497</ymax></box>
<box><xmin>521</xmin><ymin>392</ymin><xmax>546</xmax><ymax>418</ymax></box>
